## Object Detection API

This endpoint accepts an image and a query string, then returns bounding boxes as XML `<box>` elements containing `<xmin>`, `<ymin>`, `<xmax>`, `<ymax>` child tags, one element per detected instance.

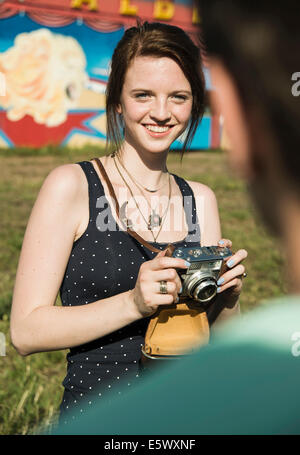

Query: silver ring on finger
<box><xmin>242</xmin><ymin>271</ymin><xmax>247</xmax><ymax>279</ymax></box>
<box><xmin>159</xmin><ymin>280</ymin><xmax>168</xmax><ymax>294</ymax></box>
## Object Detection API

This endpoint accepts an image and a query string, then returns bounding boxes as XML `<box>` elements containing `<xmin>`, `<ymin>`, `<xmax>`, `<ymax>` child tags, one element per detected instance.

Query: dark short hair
<box><xmin>106</xmin><ymin>21</ymin><xmax>205</xmax><ymax>154</ymax></box>
<box><xmin>197</xmin><ymin>0</ymin><xmax>300</xmax><ymax>190</ymax></box>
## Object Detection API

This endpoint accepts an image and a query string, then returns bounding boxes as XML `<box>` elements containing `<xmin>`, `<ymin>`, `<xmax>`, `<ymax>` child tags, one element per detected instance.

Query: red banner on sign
<box><xmin>1</xmin><ymin>0</ymin><xmax>200</xmax><ymax>36</ymax></box>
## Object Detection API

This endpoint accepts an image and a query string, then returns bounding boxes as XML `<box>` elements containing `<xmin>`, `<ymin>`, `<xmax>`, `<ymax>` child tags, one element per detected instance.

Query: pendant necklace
<box><xmin>114</xmin><ymin>151</ymin><xmax>169</xmax><ymax>194</ymax></box>
<box><xmin>112</xmin><ymin>153</ymin><xmax>171</xmax><ymax>242</ymax></box>
<box><xmin>113</xmin><ymin>152</ymin><xmax>169</xmax><ymax>230</ymax></box>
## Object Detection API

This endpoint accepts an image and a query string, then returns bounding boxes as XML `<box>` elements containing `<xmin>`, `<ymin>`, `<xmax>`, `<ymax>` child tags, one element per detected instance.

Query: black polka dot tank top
<box><xmin>59</xmin><ymin>160</ymin><xmax>201</xmax><ymax>421</ymax></box>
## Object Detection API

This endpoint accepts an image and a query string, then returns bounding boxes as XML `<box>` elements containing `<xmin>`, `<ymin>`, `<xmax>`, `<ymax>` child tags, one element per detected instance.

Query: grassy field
<box><xmin>0</xmin><ymin>146</ymin><xmax>287</xmax><ymax>434</ymax></box>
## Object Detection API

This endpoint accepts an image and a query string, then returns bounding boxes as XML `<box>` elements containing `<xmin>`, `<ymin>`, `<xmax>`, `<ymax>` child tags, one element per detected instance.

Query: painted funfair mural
<box><xmin>0</xmin><ymin>29</ymin><xmax>88</xmax><ymax>127</ymax></box>
<box><xmin>0</xmin><ymin>0</ymin><xmax>221</xmax><ymax>149</ymax></box>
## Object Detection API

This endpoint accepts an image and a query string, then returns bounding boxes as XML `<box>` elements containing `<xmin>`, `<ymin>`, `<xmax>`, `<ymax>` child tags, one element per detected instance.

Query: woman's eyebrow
<box><xmin>170</xmin><ymin>90</ymin><xmax>192</xmax><ymax>95</ymax></box>
<box><xmin>130</xmin><ymin>89</ymin><xmax>192</xmax><ymax>94</ymax></box>
<box><xmin>130</xmin><ymin>89</ymin><xmax>152</xmax><ymax>93</ymax></box>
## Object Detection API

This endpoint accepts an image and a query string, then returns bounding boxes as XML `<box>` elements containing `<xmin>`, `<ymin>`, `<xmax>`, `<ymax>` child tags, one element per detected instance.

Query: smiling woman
<box><xmin>10</xmin><ymin>21</ymin><xmax>247</xmax><ymax>428</ymax></box>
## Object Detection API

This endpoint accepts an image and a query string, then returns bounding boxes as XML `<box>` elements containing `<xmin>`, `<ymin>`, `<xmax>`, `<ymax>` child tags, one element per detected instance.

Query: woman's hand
<box><xmin>131</xmin><ymin>249</ymin><xmax>189</xmax><ymax>318</ymax></box>
<box><xmin>216</xmin><ymin>238</ymin><xmax>248</xmax><ymax>308</ymax></box>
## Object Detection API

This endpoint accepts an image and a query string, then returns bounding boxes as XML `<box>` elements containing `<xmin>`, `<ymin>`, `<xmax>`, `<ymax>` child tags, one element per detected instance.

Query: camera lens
<box><xmin>193</xmin><ymin>279</ymin><xmax>217</xmax><ymax>303</ymax></box>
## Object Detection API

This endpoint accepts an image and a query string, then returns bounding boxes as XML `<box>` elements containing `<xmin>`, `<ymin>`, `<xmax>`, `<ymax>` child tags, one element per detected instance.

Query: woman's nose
<box><xmin>150</xmin><ymin>98</ymin><xmax>171</xmax><ymax>123</ymax></box>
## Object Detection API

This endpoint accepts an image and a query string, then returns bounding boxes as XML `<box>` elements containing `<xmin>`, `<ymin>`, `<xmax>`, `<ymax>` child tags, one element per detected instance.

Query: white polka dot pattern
<box><xmin>59</xmin><ymin>161</ymin><xmax>201</xmax><ymax>424</ymax></box>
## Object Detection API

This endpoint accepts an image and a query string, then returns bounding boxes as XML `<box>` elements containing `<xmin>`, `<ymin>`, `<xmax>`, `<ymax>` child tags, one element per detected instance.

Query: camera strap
<box><xmin>91</xmin><ymin>157</ymin><xmax>175</xmax><ymax>256</ymax></box>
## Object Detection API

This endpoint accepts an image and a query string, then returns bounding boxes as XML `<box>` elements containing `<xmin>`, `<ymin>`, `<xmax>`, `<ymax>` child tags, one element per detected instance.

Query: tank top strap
<box><xmin>171</xmin><ymin>173</ymin><xmax>201</xmax><ymax>245</ymax></box>
<box><xmin>76</xmin><ymin>160</ymin><xmax>111</xmax><ymax>226</ymax></box>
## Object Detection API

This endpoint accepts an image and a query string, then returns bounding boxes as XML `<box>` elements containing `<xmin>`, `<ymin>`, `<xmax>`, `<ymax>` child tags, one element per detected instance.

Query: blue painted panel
<box><xmin>171</xmin><ymin>116</ymin><xmax>211</xmax><ymax>150</ymax></box>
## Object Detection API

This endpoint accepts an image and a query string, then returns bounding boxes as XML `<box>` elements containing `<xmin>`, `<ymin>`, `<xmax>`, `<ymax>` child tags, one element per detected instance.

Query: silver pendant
<box><xmin>148</xmin><ymin>210</ymin><xmax>161</xmax><ymax>230</ymax></box>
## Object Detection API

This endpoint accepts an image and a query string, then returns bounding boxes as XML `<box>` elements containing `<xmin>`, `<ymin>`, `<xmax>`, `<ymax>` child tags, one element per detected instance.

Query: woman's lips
<box><xmin>143</xmin><ymin>124</ymin><xmax>174</xmax><ymax>137</ymax></box>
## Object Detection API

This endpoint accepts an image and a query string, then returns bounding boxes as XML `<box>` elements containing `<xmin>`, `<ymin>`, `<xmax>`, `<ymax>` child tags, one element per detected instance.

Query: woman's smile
<box><xmin>143</xmin><ymin>123</ymin><xmax>175</xmax><ymax>137</ymax></box>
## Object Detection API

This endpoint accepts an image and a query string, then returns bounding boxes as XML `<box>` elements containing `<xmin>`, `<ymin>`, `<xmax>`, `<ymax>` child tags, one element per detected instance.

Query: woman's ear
<box><xmin>116</xmin><ymin>104</ymin><xmax>122</xmax><ymax>115</ymax></box>
<box><xmin>209</xmin><ymin>59</ymin><xmax>254</xmax><ymax>181</ymax></box>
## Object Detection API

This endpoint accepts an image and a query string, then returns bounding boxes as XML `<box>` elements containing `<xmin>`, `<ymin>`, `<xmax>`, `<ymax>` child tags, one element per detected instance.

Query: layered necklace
<box><xmin>112</xmin><ymin>152</ymin><xmax>172</xmax><ymax>242</ymax></box>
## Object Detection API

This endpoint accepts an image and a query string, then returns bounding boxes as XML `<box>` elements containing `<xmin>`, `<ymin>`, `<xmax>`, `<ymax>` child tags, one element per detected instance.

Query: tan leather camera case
<box><xmin>142</xmin><ymin>300</ymin><xmax>210</xmax><ymax>359</ymax></box>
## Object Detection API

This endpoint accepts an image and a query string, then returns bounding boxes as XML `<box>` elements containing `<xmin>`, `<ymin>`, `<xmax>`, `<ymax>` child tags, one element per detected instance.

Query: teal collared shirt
<box><xmin>51</xmin><ymin>296</ymin><xmax>300</xmax><ymax>435</ymax></box>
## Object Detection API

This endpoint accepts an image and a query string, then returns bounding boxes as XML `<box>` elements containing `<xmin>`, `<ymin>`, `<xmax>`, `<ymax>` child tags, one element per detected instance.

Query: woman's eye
<box><xmin>172</xmin><ymin>94</ymin><xmax>187</xmax><ymax>101</ymax></box>
<box><xmin>135</xmin><ymin>93</ymin><xmax>150</xmax><ymax>100</ymax></box>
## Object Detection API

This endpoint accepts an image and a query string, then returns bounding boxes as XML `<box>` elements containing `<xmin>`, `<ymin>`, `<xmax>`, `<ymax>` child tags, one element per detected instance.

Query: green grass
<box><xmin>0</xmin><ymin>146</ymin><xmax>287</xmax><ymax>434</ymax></box>
<box><xmin>0</xmin><ymin>314</ymin><xmax>65</xmax><ymax>434</ymax></box>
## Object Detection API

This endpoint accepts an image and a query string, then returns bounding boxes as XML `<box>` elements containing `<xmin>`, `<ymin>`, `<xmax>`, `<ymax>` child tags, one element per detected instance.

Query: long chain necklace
<box><xmin>112</xmin><ymin>153</ymin><xmax>172</xmax><ymax>242</ymax></box>
<box><xmin>114</xmin><ymin>152</ymin><xmax>169</xmax><ymax>229</ymax></box>
<box><xmin>114</xmin><ymin>151</ymin><xmax>169</xmax><ymax>231</ymax></box>
<box><xmin>115</xmin><ymin>151</ymin><xmax>169</xmax><ymax>193</ymax></box>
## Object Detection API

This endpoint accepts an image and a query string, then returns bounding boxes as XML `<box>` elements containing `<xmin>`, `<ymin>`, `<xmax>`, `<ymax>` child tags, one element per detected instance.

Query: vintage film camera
<box><xmin>173</xmin><ymin>245</ymin><xmax>233</xmax><ymax>304</ymax></box>
<box><xmin>141</xmin><ymin>245</ymin><xmax>233</xmax><ymax>362</ymax></box>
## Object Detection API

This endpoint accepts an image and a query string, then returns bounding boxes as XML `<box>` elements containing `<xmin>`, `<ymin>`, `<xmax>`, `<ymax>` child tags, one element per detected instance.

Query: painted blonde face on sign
<box><xmin>0</xmin><ymin>28</ymin><xmax>88</xmax><ymax>127</ymax></box>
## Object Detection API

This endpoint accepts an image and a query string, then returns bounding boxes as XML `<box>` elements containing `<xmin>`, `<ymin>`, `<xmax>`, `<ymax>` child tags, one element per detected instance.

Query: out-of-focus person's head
<box><xmin>106</xmin><ymin>21</ymin><xmax>205</xmax><ymax>154</ymax></box>
<box><xmin>197</xmin><ymin>1</ymin><xmax>300</xmax><ymax>237</ymax></box>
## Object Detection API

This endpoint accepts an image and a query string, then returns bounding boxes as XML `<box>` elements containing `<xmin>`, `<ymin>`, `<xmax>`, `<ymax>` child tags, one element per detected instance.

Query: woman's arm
<box><xmin>10</xmin><ymin>164</ymin><xmax>142</xmax><ymax>356</ymax></box>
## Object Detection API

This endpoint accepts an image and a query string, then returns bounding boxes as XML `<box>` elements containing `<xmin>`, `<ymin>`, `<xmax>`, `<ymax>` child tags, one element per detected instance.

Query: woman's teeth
<box><xmin>145</xmin><ymin>125</ymin><xmax>170</xmax><ymax>133</ymax></box>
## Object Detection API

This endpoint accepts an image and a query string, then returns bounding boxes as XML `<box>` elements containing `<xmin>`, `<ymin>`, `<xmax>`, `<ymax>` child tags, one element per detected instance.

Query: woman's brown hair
<box><xmin>106</xmin><ymin>21</ymin><xmax>205</xmax><ymax>154</ymax></box>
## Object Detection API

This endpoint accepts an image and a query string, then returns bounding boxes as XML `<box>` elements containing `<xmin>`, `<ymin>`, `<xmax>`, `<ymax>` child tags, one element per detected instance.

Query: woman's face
<box><xmin>117</xmin><ymin>56</ymin><xmax>193</xmax><ymax>155</ymax></box>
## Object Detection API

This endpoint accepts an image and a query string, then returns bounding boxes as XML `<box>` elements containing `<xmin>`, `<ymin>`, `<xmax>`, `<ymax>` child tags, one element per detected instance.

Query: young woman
<box><xmin>10</xmin><ymin>22</ymin><xmax>247</xmax><ymax>423</ymax></box>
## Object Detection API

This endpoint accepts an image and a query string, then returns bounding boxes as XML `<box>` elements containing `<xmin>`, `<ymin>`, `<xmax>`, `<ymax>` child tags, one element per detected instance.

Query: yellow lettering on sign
<box><xmin>71</xmin><ymin>0</ymin><xmax>98</xmax><ymax>11</ymax></box>
<box><xmin>192</xmin><ymin>6</ymin><xmax>201</xmax><ymax>24</ymax></box>
<box><xmin>153</xmin><ymin>0</ymin><xmax>174</xmax><ymax>20</ymax></box>
<box><xmin>120</xmin><ymin>0</ymin><xmax>138</xmax><ymax>16</ymax></box>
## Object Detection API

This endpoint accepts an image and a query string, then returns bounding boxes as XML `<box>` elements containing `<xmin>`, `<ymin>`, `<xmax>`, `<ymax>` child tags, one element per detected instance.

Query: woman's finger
<box><xmin>151</xmin><ymin>269</ymin><xmax>182</xmax><ymax>292</ymax></box>
<box><xmin>143</xmin><ymin>285</ymin><xmax>177</xmax><ymax>308</ymax></box>
<box><xmin>156</xmin><ymin>280</ymin><xmax>177</xmax><ymax>295</ymax></box>
<box><xmin>225</xmin><ymin>249</ymin><xmax>248</xmax><ymax>269</ymax></box>
<box><xmin>217</xmin><ymin>277</ymin><xmax>243</xmax><ymax>294</ymax></box>
<box><xmin>217</xmin><ymin>264</ymin><xmax>246</xmax><ymax>287</ymax></box>
<box><xmin>155</xmin><ymin>280</ymin><xmax>180</xmax><ymax>304</ymax></box>
<box><xmin>150</xmin><ymin>256</ymin><xmax>190</xmax><ymax>272</ymax></box>
<box><xmin>141</xmin><ymin>292</ymin><xmax>175</xmax><ymax>314</ymax></box>
<box><xmin>218</xmin><ymin>238</ymin><xmax>233</xmax><ymax>248</ymax></box>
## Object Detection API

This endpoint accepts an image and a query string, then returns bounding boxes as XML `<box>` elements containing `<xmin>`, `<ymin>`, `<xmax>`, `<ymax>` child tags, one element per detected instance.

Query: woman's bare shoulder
<box><xmin>34</xmin><ymin>162</ymin><xmax>89</xmax><ymax>235</ymax></box>
<box><xmin>44</xmin><ymin>163</ymin><xmax>86</xmax><ymax>194</ymax></box>
<box><xmin>42</xmin><ymin>163</ymin><xmax>87</xmax><ymax>199</ymax></box>
<box><xmin>186</xmin><ymin>179</ymin><xmax>218</xmax><ymax>203</ymax></box>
